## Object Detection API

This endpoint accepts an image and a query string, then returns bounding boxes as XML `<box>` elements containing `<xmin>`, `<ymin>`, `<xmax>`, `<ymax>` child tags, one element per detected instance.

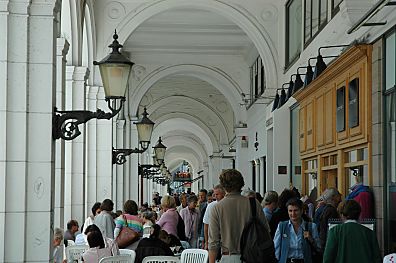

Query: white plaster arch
<box><xmin>130</xmin><ymin>64</ymin><xmax>243</xmax><ymax>123</ymax></box>
<box><xmin>149</xmin><ymin>95</ymin><xmax>231</xmax><ymax>142</ymax></box>
<box><xmin>152</xmin><ymin>113</ymin><xmax>220</xmax><ymax>151</ymax></box>
<box><xmin>106</xmin><ymin>0</ymin><xmax>279</xmax><ymax>92</ymax></box>
<box><xmin>162</xmin><ymin>134</ymin><xmax>208</xmax><ymax>163</ymax></box>
<box><xmin>166</xmin><ymin>150</ymin><xmax>201</xmax><ymax>176</ymax></box>
<box><xmin>63</xmin><ymin>0</ymin><xmax>80</xmax><ymax>65</ymax></box>
<box><xmin>60</xmin><ymin>0</ymin><xmax>73</xmax><ymax>63</ymax></box>
<box><xmin>82</xmin><ymin>4</ymin><xmax>95</xmax><ymax>84</ymax></box>
<box><xmin>152</xmin><ymin>117</ymin><xmax>214</xmax><ymax>154</ymax></box>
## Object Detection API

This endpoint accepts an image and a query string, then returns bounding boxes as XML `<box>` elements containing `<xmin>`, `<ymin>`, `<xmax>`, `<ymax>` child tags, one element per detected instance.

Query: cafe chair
<box><xmin>66</xmin><ymin>245</ymin><xmax>89</xmax><ymax>263</ymax></box>
<box><xmin>119</xmin><ymin>249</ymin><xmax>136</xmax><ymax>261</ymax></box>
<box><xmin>142</xmin><ymin>255</ymin><xmax>181</xmax><ymax>263</ymax></box>
<box><xmin>99</xmin><ymin>255</ymin><xmax>134</xmax><ymax>263</ymax></box>
<box><xmin>180</xmin><ymin>249</ymin><xmax>208</xmax><ymax>263</ymax></box>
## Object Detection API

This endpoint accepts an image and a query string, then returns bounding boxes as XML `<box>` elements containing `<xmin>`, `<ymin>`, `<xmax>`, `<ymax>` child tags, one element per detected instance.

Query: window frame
<box><xmin>250</xmin><ymin>56</ymin><xmax>266</xmax><ymax>105</ymax></box>
<box><xmin>303</xmin><ymin>0</ymin><xmax>328</xmax><ymax>47</ymax></box>
<box><xmin>285</xmin><ymin>0</ymin><xmax>302</xmax><ymax>68</ymax></box>
<box><xmin>331</xmin><ymin>0</ymin><xmax>343</xmax><ymax>18</ymax></box>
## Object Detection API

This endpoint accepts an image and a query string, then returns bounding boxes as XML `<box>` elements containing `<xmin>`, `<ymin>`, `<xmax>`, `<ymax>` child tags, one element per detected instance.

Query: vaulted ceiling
<box><xmin>122</xmin><ymin>7</ymin><xmax>258</xmax><ymax>173</ymax></box>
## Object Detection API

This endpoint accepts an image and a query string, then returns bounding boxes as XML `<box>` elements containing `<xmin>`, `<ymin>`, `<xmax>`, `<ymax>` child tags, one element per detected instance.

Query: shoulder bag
<box><xmin>115</xmin><ymin>215</ymin><xmax>140</xmax><ymax>248</ymax></box>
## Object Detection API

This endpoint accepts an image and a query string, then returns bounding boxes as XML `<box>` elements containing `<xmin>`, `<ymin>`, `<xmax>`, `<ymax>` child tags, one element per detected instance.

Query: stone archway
<box><xmin>129</xmin><ymin>64</ymin><xmax>244</xmax><ymax>123</ymax></box>
<box><xmin>105</xmin><ymin>0</ymin><xmax>279</xmax><ymax>94</ymax></box>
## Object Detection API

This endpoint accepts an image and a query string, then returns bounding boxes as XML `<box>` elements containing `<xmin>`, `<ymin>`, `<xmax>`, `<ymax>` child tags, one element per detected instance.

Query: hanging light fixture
<box><xmin>313</xmin><ymin>44</ymin><xmax>350</xmax><ymax>79</ymax></box>
<box><xmin>53</xmin><ymin>30</ymin><xmax>133</xmax><ymax>141</ymax></box>
<box><xmin>112</xmin><ymin>107</ymin><xmax>155</xmax><ymax>165</ymax></box>
<box><xmin>271</xmin><ymin>91</ymin><xmax>280</xmax><ymax>112</ymax></box>
<box><xmin>313</xmin><ymin>54</ymin><xmax>328</xmax><ymax>79</ymax></box>
<box><xmin>286</xmin><ymin>78</ymin><xmax>295</xmax><ymax>100</ymax></box>
<box><xmin>303</xmin><ymin>59</ymin><xmax>315</xmax><ymax>88</ymax></box>
<box><xmin>277</xmin><ymin>88</ymin><xmax>288</xmax><ymax>109</ymax></box>
<box><xmin>292</xmin><ymin>66</ymin><xmax>306</xmax><ymax>94</ymax></box>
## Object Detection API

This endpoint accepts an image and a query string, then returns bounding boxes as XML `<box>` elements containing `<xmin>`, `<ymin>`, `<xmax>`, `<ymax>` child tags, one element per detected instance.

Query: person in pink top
<box><xmin>179</xmin><ymin>195</ymin><xmax>200</xmax><ymax>248</ymax></box>
<box><xmin>156</xmin><ymin>195</ymin><xmax>181</xmax><ymax>246</ymax></box>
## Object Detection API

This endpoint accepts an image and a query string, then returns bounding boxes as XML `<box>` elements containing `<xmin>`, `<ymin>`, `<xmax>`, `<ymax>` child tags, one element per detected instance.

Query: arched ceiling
<box><xmin>123</xmin><ymin>7</ymin><xmax>258</xmax><ymax>175</ymax></box>
<box><xmin>123</xmin><ymin>8</ymin><xmax>255</xmax><ymax>63</ymax></box>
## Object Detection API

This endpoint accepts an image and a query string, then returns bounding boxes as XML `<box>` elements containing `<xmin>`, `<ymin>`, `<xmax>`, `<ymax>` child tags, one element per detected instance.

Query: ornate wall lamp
<box><xmin>113</xmin><ymin>119</ymin><xmax>166</xmax><ymax>165</ymax></box>
<box><xmin>53</xmin><ymin>31</ymin><xmax>133</xmax><ymax>140</ymax></box>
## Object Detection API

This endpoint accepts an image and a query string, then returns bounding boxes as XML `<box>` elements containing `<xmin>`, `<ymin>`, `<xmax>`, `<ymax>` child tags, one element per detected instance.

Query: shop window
<box><xmin>344</xmin><ymin>147</ymin><xmax>369</xmax><ymax>190</ymax></box>
<box><xmin>348</xmin><ymin>78</ymin><xmax>359</xmax><ymax>128</ymax></box>
<box><xmin>286</xmin><ymin>0</ymin><xmax>302</xmax><ymax>67</ymax></box>
<box><xmin>346</xmin><ymin>165</ymin><xmax>369</xmax><ymax>190</ymax></box>
<box><xmin>336</xmin><ymin>86</ymin><xmax>346</xmax><ymax>132</ymax></box>
<box><xmin>322</xmin><ymin>154</ymin><xmax>337</xmax><ymax>167</ymax></box>
<box><xmin>331</xmin><ymin>0</ymin><xmax>343</xmax><ymax>17</ymax></box>
<box><xmin>344</xmin><ymin>147</ymin><xmax>368</xmax><ymax>163</ymax></box>
<box><xmin>304</xmin><ymin>158</ymin><xmax>318</xmax><ymax>194</ymax></box>
<box><xmin>304</xmin><ymin>0</ymin><xmax>327</xmax><ymax>45</ymax></box>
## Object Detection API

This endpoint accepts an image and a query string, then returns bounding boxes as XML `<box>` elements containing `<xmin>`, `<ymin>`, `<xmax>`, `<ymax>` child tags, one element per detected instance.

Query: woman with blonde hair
<box><xmin>156</xmin><ymin>195</ymin><xmax>181</xmax><ymax>246</ymax></box>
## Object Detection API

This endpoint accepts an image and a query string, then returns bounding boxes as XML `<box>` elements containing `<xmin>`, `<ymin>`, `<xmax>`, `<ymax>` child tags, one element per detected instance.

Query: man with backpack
<box><xmin>208</xmin><ymin>169</ymin><xmax>271</xmax><ymax>263</ymax></box>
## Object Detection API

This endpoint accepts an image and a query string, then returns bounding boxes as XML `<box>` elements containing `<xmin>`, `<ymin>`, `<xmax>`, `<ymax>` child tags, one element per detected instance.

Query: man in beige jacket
<box><xmin>208</xmin><ymin>169</ymin><xmax>270</xmax><ymax>263</ymax></box>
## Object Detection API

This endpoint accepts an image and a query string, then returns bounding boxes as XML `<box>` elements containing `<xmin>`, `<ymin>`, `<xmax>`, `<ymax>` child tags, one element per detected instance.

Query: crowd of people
<box><xmin>53</xmin><ymin>169</ymin><xmax>382</xmax><ymax>263</ymax></box>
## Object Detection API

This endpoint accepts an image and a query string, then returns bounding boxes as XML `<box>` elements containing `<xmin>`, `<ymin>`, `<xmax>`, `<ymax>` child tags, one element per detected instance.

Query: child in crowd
<box><xmin>141</xmin><ymin>211</ymin><xmax>156</xmax><ymax>238</ymax></box>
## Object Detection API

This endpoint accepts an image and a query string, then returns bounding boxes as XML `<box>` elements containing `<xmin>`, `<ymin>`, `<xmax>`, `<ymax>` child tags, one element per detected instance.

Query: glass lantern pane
<box><xmin>99</xmin><ymin>63</ymin><xmax>131</xmax><ymax>97</ymax></box>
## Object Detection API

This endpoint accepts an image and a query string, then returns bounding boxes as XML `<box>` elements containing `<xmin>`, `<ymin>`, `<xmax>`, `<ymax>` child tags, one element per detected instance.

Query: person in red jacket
<box><xmin>346</xmin><ymin>173</ymin><xmax>374</xmax><ymax>220</ymax></box>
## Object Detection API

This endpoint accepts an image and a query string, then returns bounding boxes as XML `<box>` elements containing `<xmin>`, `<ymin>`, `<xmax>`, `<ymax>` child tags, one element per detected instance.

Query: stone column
<box><xmin>123</xmin><ymin>118</ymin><xmax>132</xmax><ymax>201</ymax></box>
<box><xmin>86</xmin><ymin>85</ymin><xmax>99</xmax><ymax>217</ymax></box>
<box><xmin>0</xmin><ymin>0</ymin><xmax>60</xmax><ymax>262</ymax></box>
<box><xmin>96</xmin><ymin>88</ymin><xmax>113</xmax><ymax>202</ymax></box>
<box><xmin>54</xmin><ymin>38</ymin><xmax>69</xmax><ymax>229</ymax></box>
<box><xmin>64</xmin><ymin>66</ymin><xmax>89</xmax><ymax>226</ymax></box>
<box><xmin>128</xmin><ymin>117</ymin><xmax>140</xmax><ymax>203</ymax></box>
<box><xmin>115</xmin><ymin>119</ymin><xmax>126</xmax><ymax>210</ymax></box>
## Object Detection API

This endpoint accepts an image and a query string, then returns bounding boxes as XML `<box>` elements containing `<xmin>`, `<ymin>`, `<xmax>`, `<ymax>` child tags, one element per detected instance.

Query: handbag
<box><xmin>115</xmin><ymin>215</ymin><xmax>139</xmax><ymax>248</ymax></box>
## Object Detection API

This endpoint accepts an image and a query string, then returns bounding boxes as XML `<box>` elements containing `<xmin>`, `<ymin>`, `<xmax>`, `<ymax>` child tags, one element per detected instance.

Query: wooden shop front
<box><xmin>293</xmin><ymin>45</ymin><xmax>372</xmax><ymax>197</ymax></box>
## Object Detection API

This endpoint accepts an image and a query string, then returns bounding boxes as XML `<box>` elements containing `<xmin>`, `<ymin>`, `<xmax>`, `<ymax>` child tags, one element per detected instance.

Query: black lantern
<box><xmin>153</xmin><ymin>137</ymin><xmax>167</xmax><ymax>165</ymax></box>
<box><xmin>94</xmin><ymin>30</ymin><xmax>134</xmax><ymax>98</ymax></box>
<box><xmin>134</xmin><ymin>107</ymin><xmax>155</xmax><ymax>151</ymax></box>
<box><xmin>112</xmin><ymin>108</ymin><xmax>155</xmax><ymax>165</ymax></box>
<box><xmin>53</xmin><ymin>30</ymin><xmax>133</xmax><ymax>141</ymax></box>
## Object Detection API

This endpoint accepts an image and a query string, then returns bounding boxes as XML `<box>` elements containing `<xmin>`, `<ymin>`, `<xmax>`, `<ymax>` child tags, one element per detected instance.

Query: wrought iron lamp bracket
<box><xmin>112</xmin><ymin>147</ymin><xmax>145</xmax><ymax>165</ymax></box>
<box><xmin>53</xmin><ymin>97</ymin><xmax>125</xmax><ymax>141</ymax></box>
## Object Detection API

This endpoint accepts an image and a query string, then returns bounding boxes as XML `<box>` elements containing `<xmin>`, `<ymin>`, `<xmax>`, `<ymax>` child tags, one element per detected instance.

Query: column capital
<box><xmin>57</xmin><ymin>38</ymin><xmax>70</xmax><ymax>58</ymax></box>
<box><xmin>116</xmin><ymin>120</ymin><xmax>126</xmax><ymax>129</ymax></box>
<box><xmin>73</xmin><ymin>66</ymin><xmax>90</xmax><ymax>82</ymax></box>
<box><xmin>29</xmin><ymin>0</ymin><xmax>60</xmax><ymax>16</ymax></box>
